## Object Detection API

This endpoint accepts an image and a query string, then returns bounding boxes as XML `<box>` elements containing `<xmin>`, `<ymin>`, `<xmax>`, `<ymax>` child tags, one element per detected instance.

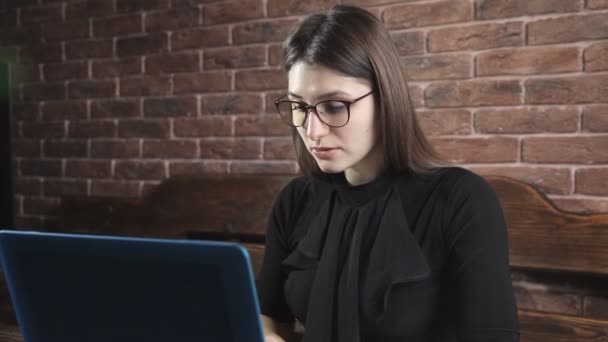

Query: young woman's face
<box><xmin>287</xmin><ymin>62</ymin><xmax>383</xmax><ymax>182</ymax></box>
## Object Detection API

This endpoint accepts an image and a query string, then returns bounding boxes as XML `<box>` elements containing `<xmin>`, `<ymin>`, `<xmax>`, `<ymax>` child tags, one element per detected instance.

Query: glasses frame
<box><xmin>274</xmin><ymin>89</ymin><xmax>375</xmax><ymax>128</ymax></box>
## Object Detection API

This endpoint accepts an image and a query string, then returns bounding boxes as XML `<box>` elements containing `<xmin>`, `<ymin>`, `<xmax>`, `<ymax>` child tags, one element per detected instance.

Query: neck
<box><xmin>344</xmin><ymin>143</ymin><xmax>385</xmax><ymax>186</ymax></box>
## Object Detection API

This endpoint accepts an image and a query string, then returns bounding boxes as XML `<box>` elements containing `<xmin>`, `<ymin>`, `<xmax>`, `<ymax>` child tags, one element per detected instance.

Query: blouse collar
<box><xmin>313</xmin><ymin>170</ymin><xmax>404</xmax><ymax>206</ymax></box>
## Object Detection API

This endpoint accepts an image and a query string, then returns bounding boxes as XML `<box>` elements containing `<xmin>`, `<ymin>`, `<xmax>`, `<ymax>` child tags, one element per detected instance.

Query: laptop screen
<box><xmin>0</xmin><ymin>231</ymin><xmax>264</xmax><ymax>342</ymax></box>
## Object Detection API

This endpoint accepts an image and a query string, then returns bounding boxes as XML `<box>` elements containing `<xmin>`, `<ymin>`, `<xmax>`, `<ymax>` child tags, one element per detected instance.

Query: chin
<box><xmin>315</xmin><ymin>160</ymin><xmax>346</xmax><ymax>174</ymax></box>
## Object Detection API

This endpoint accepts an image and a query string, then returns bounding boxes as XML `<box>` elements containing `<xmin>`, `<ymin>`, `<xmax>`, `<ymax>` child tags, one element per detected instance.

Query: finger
<box><xmin>265</xmin><ymin>335</ymin><xmax>285</xmax><ymax>342</ymax></box>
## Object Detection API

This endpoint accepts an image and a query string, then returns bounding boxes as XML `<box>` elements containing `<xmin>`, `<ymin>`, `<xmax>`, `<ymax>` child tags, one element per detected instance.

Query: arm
<box><xmin>262</xmin><ymin>315</ymin><xmax>283</xmax><ymax>341</ymax></box>
<box><xmin>443</xmin><ymin>171</ymin><xmax>520</xmax><ymax>341</ymax></box>
<box><xmin>262</xmin><ymin>315</ymin><xmax>299</xmax><ymax>342</ymax></box>
<box><xmin>257</xmin><ymin>178</ymin><xmax>306</xmax><ymax>341</ymax></box>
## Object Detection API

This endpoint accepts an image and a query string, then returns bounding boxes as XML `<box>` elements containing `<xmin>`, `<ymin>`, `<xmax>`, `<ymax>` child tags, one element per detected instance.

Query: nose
<box><xmin>305</xmin><ymin>110</ymin><xmax>330</xmax><ymax>141</ymax></box>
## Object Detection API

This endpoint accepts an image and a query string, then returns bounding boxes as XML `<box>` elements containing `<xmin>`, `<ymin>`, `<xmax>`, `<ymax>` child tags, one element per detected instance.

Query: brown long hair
<box><xmin>282</xmin><ymin>5</ymin><xmax>444</xmax><ymax>175</ymax></box>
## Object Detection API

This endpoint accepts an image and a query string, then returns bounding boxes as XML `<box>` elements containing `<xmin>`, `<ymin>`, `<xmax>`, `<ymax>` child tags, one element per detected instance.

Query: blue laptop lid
<box><xmin>0</xmin><ymin>230</ymin><xmax>264</xmax><ymax>342</ymax></box>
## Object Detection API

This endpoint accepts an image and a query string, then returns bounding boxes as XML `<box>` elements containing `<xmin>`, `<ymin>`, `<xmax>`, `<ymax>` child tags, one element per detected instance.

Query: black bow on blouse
<box><xmin>282</xmin><ymin>182</ymin><xmax>431</xmax><ymax>342</ymax></box>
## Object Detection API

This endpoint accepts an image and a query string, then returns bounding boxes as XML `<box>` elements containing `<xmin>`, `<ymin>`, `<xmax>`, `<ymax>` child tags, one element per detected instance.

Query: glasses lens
<box><xmin>277</xmin><ymin>101</ymin><xmax>306</xmax><ymax>126</ymax></box>
<box><xmin>317</xmin><ymin>101</ymin><xmax>348</xmax><ymax>127</ymax></box>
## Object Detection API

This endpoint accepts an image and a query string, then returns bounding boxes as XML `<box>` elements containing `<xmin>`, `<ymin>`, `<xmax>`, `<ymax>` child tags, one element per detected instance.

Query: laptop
<box><xmin>0</xmin><ymin>230</ymin><xmax>265</xmax><ymax>342</ymax></box>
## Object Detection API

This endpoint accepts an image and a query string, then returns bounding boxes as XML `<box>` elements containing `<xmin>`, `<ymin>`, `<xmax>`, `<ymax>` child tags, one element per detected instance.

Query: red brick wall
<box><xmin>1</xmin><ymin>0</ymin><xmax>607</xmax><ymax>229</ymax></box>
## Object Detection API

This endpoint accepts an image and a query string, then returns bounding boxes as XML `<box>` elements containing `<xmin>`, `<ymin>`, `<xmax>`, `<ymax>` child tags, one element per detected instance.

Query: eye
<box><xmin>318</xmin><ymin>101</ymin><xmax>346</xmax><ymax>115</ymax></box>
<box><xmin>291</xmin><ymin>103</ymin><xmax>307</xmax><ymax>112</ymax></box>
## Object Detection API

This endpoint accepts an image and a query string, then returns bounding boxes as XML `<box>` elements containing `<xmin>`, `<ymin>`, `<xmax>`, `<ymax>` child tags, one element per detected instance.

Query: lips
<box><xmin>311</xmin><ymin>146</ymin><xmax>338</xmax><ymax>159</ymax></box>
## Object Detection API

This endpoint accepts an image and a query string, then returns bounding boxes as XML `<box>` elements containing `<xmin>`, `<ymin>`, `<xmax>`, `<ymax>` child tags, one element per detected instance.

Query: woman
<box><xmin>257</xmin><ymin>5</ymin><xmax>520</xmax><ymax>342</ymax></box>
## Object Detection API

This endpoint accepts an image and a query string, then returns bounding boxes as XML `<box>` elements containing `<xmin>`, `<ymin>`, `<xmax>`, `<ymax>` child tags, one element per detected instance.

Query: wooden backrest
<box><xmin>61</xmin><ymin>174</ymin><xmax>292</xmax><ymax>239</ymax></box>
<box><xmin>61</xmin><ymin>174</ymin><xmax>608</xmax><ymax>276</ymax></box>
<box><xmin>488</xmin><ymin>176</ymin><xmax>608</xmax><ymax>275</ymax></box>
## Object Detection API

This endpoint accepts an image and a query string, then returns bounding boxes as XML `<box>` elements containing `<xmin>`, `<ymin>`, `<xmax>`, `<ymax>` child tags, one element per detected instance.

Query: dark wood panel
<box><xmin>60</xmin><ymin>175</ymin><xmax>608</xmax><ymax>276</ymax></box>
<box><xmin>142</xmin><ymin>174</ymin><xmax>291</xmax><ymax>237</ymax></box>
<box><xmin>487</xmin><ymin>176</ymin><xmax>608</xmax><ymax>275</ymax></box>
<box><xmin>61</xmin><ymin>174</ymin><xmax>294</xmax><ymax>238</ymax></box>
<box><xmin>519</xmin><ymin>309</ymin><xmax>608</xmax><ymax>341</ymax></box>
<box><xmin>243</xmin><ymin>242</ymin><xmax>265</xmax><ymax>278</ymax></box>
<box><xmin>0</xmin><ymin>324</ymin><xmax>21</xmax><ymax>342</ymax></box>
<box><xmin>60</xmin><ymin>197</ymin><xmax>142</xmax><ymax>235</ymax></box>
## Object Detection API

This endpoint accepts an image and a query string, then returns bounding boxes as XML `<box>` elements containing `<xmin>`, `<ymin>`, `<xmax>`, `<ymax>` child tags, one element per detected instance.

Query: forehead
<box><xmin>287</xmin><ymin>62</ymin><xmax>371</xmax><ymax>99</ymax></box>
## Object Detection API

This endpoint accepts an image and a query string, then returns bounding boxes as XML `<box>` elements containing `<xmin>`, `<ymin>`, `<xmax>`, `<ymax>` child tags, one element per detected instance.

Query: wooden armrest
<box><xmin>518</xmin><ymin>309</ymin><xmax>608</xmax><ymax>341</ymax></box>
<box><xmin>0</xmin><ymin>323</ymin><xmax>22</xmax><ymax>342</ymax></box>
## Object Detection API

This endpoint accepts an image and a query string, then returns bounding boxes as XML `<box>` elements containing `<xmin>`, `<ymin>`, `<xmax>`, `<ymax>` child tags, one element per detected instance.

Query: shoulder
<box><xmin>396</xmin><ymin>167</ymin><xmax>491</xmax><ymax>200</ymax></box>
<box><xmin>276</xmin><ymin>175</ymin><xmax>311</xmax><ymax>203</ymax></box>
<box><xmin>267</xmin><ymin>176</ymin><xmax>312</xmax><ymax>240</ymax></box>
<box><xmin>422</xmin><ymin>166</ymin><xmax>495</xmax><ymax>203</ymax></box>
<box><xmin>396</xmin><ymin>167</ymin><xmax>499</xmax><ymax>220</ymax></box>
<box><xmin>271</xmin><ymin>175</ymin><xmax>312</xmax><ymax>217</ymax></box>
<box><xmin>430</xmin><ymin>168</ymin><xmax>505</xmax><ymax>240</ymax></box>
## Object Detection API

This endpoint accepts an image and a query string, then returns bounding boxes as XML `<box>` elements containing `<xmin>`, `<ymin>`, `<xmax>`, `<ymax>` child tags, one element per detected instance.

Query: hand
<box><xmin>265</xmin><ymin>333</ymin><xmax>286</xmax><ymax>342</ymax></box>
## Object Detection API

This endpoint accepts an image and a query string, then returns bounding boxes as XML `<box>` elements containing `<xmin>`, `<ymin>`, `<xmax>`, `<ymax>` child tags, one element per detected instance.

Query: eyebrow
<box><xmin>287</xmin><ymin>90</ymin><xmax>352</xmax><ymax>101</ymax></box>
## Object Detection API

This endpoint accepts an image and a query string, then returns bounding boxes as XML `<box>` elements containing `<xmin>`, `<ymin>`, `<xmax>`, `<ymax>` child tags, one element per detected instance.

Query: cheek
<box><xmin>296</xmin><ymin>127</ymin><xmax>307</xmax><ymax>143</ymax></box>
<box><xmin>345</xmin><ymin>114</ymin><xmax>378</xmax><ymax>148</ymax></box>
<box><xmin>364</xmin><ymin>109</ymin><xmax>380</xmax><ymax>145</ymax></box>
<box><xmin>369</xmin><ymin>119</ymin><xmax>380</xmax><ymax>143</ymax></box>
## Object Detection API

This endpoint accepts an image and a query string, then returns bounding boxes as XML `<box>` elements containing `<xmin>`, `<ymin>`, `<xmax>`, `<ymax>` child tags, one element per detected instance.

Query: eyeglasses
<box><xmin>274</xmin><ymin>90</ymin><xmax>375</xmax><ymax>128</ymax></box>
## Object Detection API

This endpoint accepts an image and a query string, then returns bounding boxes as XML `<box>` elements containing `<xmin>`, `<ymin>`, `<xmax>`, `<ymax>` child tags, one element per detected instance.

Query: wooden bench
<box><xmin>2</xmin><ymin>173</ymin><xmax>608</xmax><ymax>341</ymax></box>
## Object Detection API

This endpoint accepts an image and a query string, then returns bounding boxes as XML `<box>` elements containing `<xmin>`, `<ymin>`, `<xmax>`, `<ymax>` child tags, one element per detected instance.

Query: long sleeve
<box><xmin>257</xmin><ymin>177</ymin><xmax>306</xmax><ymax>323</ymax></box>
<box><xmin>442</xmin><ymin>172</ymin><xmax>520</xmax><ymax>341</ymax></box>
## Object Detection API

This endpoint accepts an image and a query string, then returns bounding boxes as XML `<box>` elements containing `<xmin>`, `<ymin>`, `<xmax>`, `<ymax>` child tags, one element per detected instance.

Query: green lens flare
<box><xmin>0</xmin><ymin>50</ymin><xmax>19</xmax><ymax>96</ymax></box>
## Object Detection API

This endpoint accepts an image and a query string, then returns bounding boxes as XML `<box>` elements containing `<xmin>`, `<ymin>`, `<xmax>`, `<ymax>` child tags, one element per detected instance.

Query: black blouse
<box><xmin>257</xmin><ymin>167</ymin><xmax>520</xmax><ymax>342</ymax></box>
